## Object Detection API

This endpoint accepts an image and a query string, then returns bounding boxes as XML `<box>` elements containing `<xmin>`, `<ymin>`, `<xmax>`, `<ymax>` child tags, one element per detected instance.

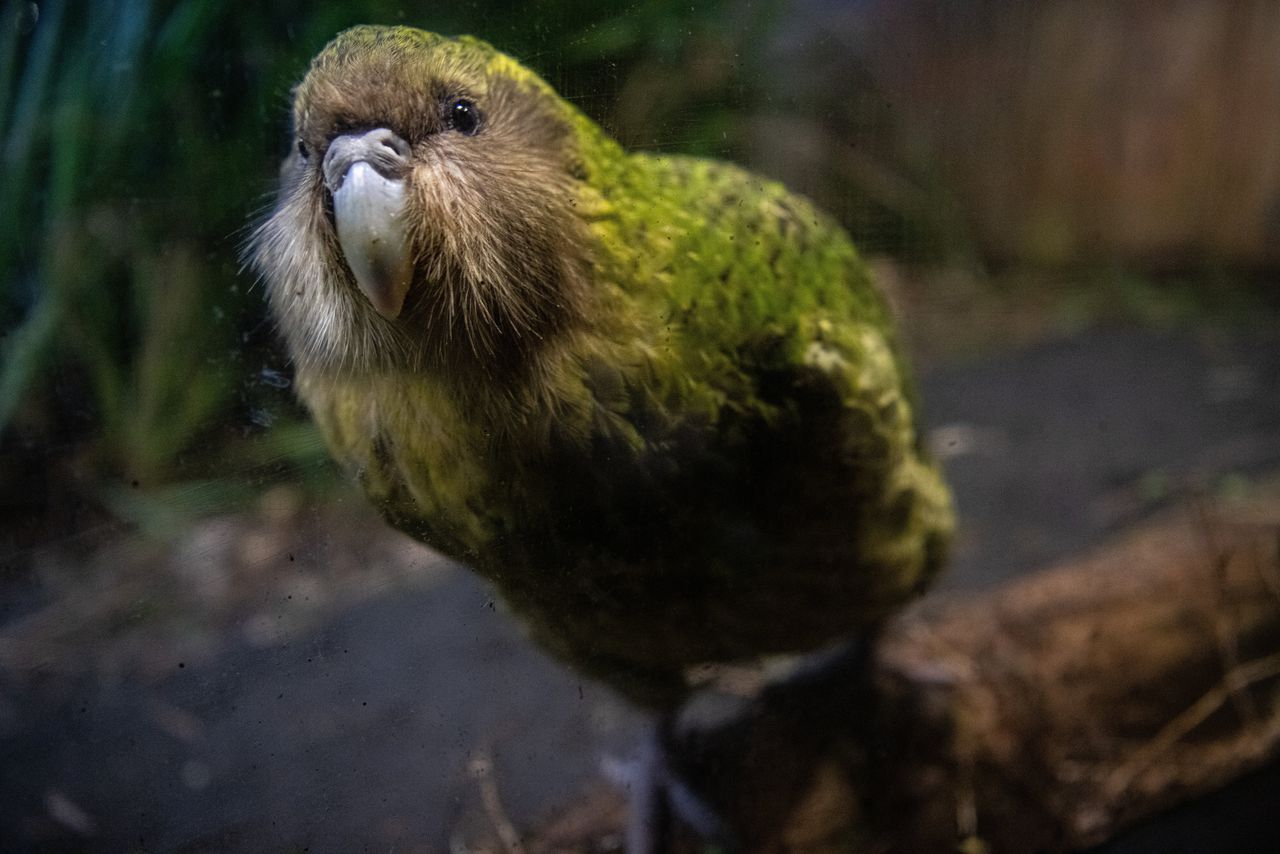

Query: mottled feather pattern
<box><xmin>251</xmin><ymin>26</ymin><xmax>953</xmax><ymax>709</ymax></box>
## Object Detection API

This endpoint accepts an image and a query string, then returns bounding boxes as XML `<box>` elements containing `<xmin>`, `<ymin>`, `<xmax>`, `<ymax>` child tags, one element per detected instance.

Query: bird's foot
<box><xmin>604</xmin><ymin>719</ymin><xmax>738</xmax><ymax>854</ymax></box>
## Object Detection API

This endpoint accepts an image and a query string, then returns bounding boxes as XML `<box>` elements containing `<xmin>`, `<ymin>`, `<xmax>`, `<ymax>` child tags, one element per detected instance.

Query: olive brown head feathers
<box><xmin>249</xmin><ymin>25</ymin><xmax>594</xmax><ymax>382</ymax></box>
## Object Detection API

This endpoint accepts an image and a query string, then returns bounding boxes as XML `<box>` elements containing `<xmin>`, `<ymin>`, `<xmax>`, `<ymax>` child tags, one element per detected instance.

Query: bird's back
<box><xmin>297</xmin><ymin>150</ymin><xmax>952</xmax><ymax>708</ymax></box>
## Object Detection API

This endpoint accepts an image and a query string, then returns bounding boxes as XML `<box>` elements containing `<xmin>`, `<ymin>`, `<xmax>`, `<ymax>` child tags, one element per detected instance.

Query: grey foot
<box><xmin>605</xmin><ymin>719</ymin><xmax>738</xmax><ymax>854</ymax></box>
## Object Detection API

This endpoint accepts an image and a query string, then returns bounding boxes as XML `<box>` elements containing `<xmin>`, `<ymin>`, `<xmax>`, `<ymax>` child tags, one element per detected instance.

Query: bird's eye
<box><xmin>297</xmin><ymin>139</ymin><xmax>309</xmax><ymax>159</ymax></box>
<box><xmin>446</xmin><ymin>99</ymin><xmax>481</xmax><ymax>135</ymax></box>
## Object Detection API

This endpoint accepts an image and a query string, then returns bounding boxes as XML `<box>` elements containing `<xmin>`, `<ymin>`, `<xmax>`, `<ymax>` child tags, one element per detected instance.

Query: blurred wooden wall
<box><xmin>798</xmin><ymin>0</ymin><xmax>1280</xmax><ymax>266</ymax></box>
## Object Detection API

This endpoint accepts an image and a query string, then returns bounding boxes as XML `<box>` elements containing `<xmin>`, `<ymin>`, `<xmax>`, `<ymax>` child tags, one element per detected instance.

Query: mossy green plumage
<box><xmin>258</xmin><ymin>26</ymin><xmax>953</xmax><ymax>709</ymax></box>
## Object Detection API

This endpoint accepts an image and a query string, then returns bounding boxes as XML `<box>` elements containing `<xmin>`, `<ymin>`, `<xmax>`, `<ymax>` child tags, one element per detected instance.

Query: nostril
<box><xmin>370</xmin><ymin>128</ymin><xmax>411</xmax><ymax>158</ymax></box>
<box><xmin>322</xmin><ymin>128</ymin><xmax>410</xmax><ymax>192</ymax></box>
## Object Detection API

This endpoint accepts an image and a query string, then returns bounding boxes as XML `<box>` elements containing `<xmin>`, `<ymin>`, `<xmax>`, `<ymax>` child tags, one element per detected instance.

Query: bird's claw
<box><xmin>606</xmin><ymin>722</ymin><xmax>739</xmax><ymax>854</ymax></box>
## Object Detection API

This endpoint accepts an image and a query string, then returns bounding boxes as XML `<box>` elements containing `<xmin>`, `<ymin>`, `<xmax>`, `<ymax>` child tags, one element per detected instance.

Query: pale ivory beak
<box><xmin>323</xmin><ymin>128</ymin><xmax>414</xmax><ymax>319</ymax></box>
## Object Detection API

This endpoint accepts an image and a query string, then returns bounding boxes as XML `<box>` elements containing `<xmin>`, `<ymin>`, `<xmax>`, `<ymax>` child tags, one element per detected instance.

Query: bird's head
<box><xmin>249</xmin><ymin>26</ymin><xmax>599</xmax><ymax>380</ymax></box>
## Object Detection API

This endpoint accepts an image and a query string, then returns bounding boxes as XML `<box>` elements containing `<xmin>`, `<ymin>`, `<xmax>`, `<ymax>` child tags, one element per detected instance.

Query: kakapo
<box><xmin>250</xmin><ymin>23</ymin><xmax>952</xmax><ymax>841</ymax></box>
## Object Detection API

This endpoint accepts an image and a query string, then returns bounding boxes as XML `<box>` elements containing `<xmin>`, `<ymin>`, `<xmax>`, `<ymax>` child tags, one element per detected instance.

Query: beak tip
<box><xmin>369</xmin><ymin>287</ymin><xmax>409</xmax><ymax>320</ymax></box>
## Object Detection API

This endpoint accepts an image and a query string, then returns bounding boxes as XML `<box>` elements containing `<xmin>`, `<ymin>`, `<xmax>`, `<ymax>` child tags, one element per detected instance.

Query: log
<box><xmin>530</xmin><ymin>495</ymin><xmax>1280</xmax><ymax>852</ymax></box>
<box><xmin>860</xmin><ymin>497</ymin><xmax>1280</xmax><ymax>853</ymax></box>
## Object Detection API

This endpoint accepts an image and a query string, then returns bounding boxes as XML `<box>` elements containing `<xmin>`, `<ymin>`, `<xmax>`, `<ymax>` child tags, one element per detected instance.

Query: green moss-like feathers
<box><xmin>259</xmin><ymin>26</ymin><xmax>953</xmax><ymax>709</ymax></box>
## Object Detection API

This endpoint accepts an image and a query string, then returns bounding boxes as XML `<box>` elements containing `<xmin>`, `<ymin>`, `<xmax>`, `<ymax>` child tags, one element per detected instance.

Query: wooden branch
<box><xmin>532</xmin><ymin>496</ymin><xmax>1280</xmax><ymax>852</ymax></box>
<box><xmin>863</xmin><ymin>498</ymin><xmax>1280</xmax><ymax>853</ymax></box>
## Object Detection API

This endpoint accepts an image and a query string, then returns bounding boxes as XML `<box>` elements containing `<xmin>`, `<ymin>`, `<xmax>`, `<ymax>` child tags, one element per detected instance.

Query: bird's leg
<box><xmin>618</xmin><ymin>636</ymin><xmax>883</xmax><ymax>852</ymax></box>
<box><xmin>623</xmin><ymin>714</ymin><xmax>738</xmax><ymax>854</ymax></box>
<box><xmin>624</xmin><ymin>717</ymin><xmax>672</xmax><ymax>854</ymax></box>
<box><xmin>579</xmin><ymin>657</ymin><xmax>732</xmax><ymax>849</ymax></box>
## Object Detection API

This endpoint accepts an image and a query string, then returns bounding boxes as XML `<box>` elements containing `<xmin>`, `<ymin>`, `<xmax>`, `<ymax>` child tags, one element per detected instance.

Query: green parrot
<box><xmin>250</xmin><ymin>23</ymin><xmax>952</xmax><ymax>843</ymax></box>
